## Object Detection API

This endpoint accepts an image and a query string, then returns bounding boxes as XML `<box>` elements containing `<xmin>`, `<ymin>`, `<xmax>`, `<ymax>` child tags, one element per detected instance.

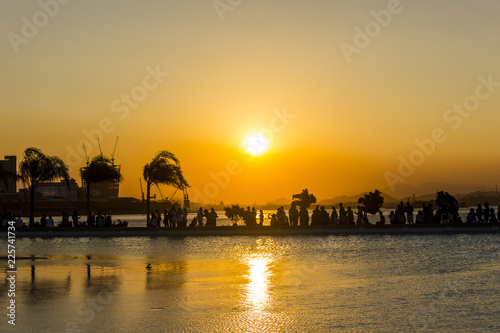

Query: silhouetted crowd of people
<box><xmin>3</xmin><ymin>201</ymin><xmax>499</xmax><ymax>230</ymax></box>
<box><xmin>148</xmin><ymin>204</ymin><xmax>188</xmax><ymax>227</ymax></box>
<box><xmin>465</xmin><ymin>203</ymin><xmax>499</xmax><ymax>224</ymax></box>
<box><xmin>264</xmin><ymin>201</ymin><xmax>500</xmax><ymax>227</ymax></box>
<box><xmin>148</xmin><ymin>205</ymin><xmax>219</xmax><ymax>228</ymax></box>
<box><xmin>1</xmin><ymin>209</ymin><xmax>127</xmax><ymax>229</ymax></box>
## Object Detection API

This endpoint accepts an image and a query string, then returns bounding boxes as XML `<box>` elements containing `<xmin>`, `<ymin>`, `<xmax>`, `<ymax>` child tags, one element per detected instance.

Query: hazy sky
<box><xmin>1</xmin><ymin>0</ymin><xmax>500</xmax><ymax>204</ymax></box>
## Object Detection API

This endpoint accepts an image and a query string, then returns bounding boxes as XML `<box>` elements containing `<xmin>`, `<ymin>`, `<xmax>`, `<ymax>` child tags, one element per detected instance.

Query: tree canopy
<box><xmin>143</xmin><ymin>151</ymin><xmax>188</xmax><ymax>189</ymax></box>
<box><xmin>18</xmin><ymin>147</ymin><xmax>69</xmax><ymax>188</ymax></box>
<box><xmin>224</xmin><ymin>204</ymin><xmax>246</xmax><ymax>226</ymax></box>
<box><xmin>80</xmin><ymin>154</ymin><xmax>122</xmax><ymax>184</ymax></box>
<box><xmin>18</xmin><ymin>147</ymin><xmax>69</xmax><ymax>223</ymax></box>
<box><xmin>357</xmin><ymin>189</ymin><xmax>384</xmax><ymax>215</ymax></box>
<box><xmin>292</xmin><ymin>188</ymin><xmax>317</xmax><ymax>209</ymax></box>
<box><xmin>143</xmin><ymin>150</ymin><xmax>188</xmax><ymax>225</ymax></box>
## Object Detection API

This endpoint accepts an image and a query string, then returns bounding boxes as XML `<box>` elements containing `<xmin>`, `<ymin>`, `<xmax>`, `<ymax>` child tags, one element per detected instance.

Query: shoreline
<box><xmin>2</xmin><ymin>224</ymin><xmax>498</xmax><ymax>238</ymax></box>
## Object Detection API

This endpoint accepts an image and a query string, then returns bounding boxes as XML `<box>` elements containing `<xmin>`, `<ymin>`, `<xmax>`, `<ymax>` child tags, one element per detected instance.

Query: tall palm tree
<box><xmin>143</xmin><ymin>151</ymin><xmax>189</xmax><ymax>226</ymax></box>
<box><xmin>80</xmin><ymin>154</ymin><xmax>123</xmax><ymax>222</ymax></box>
<box><xmin>18</xmin><ymin>147</ymin><xmax>69</xmax><ymax>224</ymax></box>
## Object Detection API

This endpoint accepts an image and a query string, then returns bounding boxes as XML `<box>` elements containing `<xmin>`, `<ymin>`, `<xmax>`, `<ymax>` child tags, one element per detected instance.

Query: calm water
<box><xmin>1</xmin><ymin>234</ymin><xmax>499</xmax><ymax>332</ymax></box>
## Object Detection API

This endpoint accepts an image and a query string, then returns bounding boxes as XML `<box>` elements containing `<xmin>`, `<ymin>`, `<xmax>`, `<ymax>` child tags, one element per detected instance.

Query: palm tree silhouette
<box><xmin>18</xmin><ymin>147</ymin><xmax>69</xmax><ymax>224</ymax></box>
<box><xmin>80</xmin><ymin>154</ymin><xmax>123</xmax><ymax>223</ymax></box>
<box><xmin>143</xmin><ymin>151</ymin><xmax>189</xmax><ymax>226</ymax></box>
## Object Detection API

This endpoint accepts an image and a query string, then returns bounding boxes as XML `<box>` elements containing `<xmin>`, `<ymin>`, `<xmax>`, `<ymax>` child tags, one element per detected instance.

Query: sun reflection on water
<box><xmin>246</xmin><ymin>256</ymin><xmax>270</xmax><ymax>311</ymax></box>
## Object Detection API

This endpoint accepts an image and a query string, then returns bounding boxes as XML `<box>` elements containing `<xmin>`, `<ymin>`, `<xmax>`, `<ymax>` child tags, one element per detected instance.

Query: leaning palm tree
<box><xmin>143</xmin><ymin>151</ymin><xmax>189</xmax><ymax>226</ymax></box>
<box><xmin>80</xmin><ymin>154</ymin><xmax>123</xmax><ymax>222</ymax></box>
<box><xmin>18</xmin><ymin>147</ymin><xmax>69</xmax><ymax>224</ymax></box>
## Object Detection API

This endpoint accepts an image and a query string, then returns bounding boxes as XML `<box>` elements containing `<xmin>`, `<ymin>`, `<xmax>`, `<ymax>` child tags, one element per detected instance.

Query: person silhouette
<box><xmin>376</xmin><ymin>211</ymin><xmax>385</xmax><ymax>226</ymax></box>
<box><xmin>339</xmin><ymin>203</ymin><xmax>347</xmax><ymax>224</ymax></box>
<box><xmin>331</xmin><ymin>207</ymin><xmax>338</xmax><ymax>225</ymax></box>
<box><xmin>299</xmin><ymin>206</ymin><xmax>309</xmax><ymax>226</ymax></box>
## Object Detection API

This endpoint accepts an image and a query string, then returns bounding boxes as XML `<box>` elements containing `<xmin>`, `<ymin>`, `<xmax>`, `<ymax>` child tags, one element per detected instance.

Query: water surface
<box><xmin>1</xmin><ymin>234</ymin><xmax>499</xmax><ymax>332</ymax></box>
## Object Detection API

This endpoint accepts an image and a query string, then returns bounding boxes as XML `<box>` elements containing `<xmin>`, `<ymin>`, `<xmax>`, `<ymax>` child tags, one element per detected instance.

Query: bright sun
<box><xmin>242</xmin><ymin>133</ymin><xmax>270</xmax><ymax>156</ymax></box>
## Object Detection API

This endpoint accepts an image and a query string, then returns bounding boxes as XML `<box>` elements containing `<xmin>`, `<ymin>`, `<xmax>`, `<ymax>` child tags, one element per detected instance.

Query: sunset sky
<box><xmin>1</xmin><ymin>0</ymin><xmax>500</xmax><ymax>204</ymax></box>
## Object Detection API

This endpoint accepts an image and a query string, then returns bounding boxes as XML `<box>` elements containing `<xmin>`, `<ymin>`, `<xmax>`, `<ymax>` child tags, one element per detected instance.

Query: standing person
<box><xmin>299</xmin><ymin>206</ymin><xmax>309</xmax><ymax>226</ymax></box>
<box><xmin>210</xmin><ymin>208</ymin><xmax>218</xmax><ymax>227</ymax></box>
<box><xmin>87</xmin><ymin>211</ymin><xmax>95</xmax><ymax>228</ymax></box>
<box><xmin>476</xmin><ymin>204</ymin><xmax>483</xmax><ymax>223</ymax></box>
<box><xmin>288</xmin><ymin>203</ymin><xmax>299</xmax><ymax>226</ymax></box>
<box><xmin>150</xmin><ymin>212</ymin><xmax>157</xmax><ymax>227</ymax></box>
<box><xmin>203</xmin><ymin>209</ymin><xmax>211</xmax><ymax>226</ymax></box>
<box><xmin>396</xmin><ymin>202</ymin><xmax>406</xmax><ymax>224</ymax></box>
<box><xmin>181</xmin><ymin>208</ymin><xmax>188</xmax><ymax>227</ymax></box>
<box><xmin>424</xmin><ymin>204</ymin><xmax>434</xmax><ymax>224</ymax></box>
<box><xmin>356</xmin><ymin>206</ymin><xmax>363</xmax><ymax>225</ymax></box>
<box><xmin>406</xmin><ymin>201</ymin><xmax>414</xmax><ymax>224</ymax></box>
<box><xmin>449</xmin><ymin>202</ymin><xmax>459</xmax><ymax>223</ymax></box>
<box><xmin>163</xmin><ymin>209</ymin><xmax>169</xmax><ymax>227</ymax></box>
<box><xmin>259</xmin><ymin>209</ymin><xmax>264</xmax><ymax>226</ymax></box>
<box><xmin>311</xmin><ymin>205</ymin><xmax>320</xmax><ymax>225</ymax></box>
<box><xmin>339</xmin><ymin>203</ymin><xmax>347</xmax><ymax>224</ymax></box>
<box><xmin>197</xmin><ymin>207</ymin><xmax>204</xmax><ymax>227</ymax></box>
<box><xmin>483</xmin><ymin>203</ymin><xmax>490</xmax><ymax>222</ymax></box>
<box><xmin>170</xmin><ymin>204</ymin><xmax>179</xmax><ymax>228</ymax></box>
<box><xmin>331</xmin><ymin>207</ymin><xmax>338</xmax><ymax>225</ymax></box>
<box><xmin>72</xmin><ymin>210</ymin><xmax>79</xmax><ymax>228</ymax></box>
<box><xmin>347</xmin><ymin>207</ymin><xmax>354</xmax><ymax>225</ymax></box>
<box><xmin>156</xmin><ymin>209</ymin><xmax>162</xmax><ymax>227</ymax></box>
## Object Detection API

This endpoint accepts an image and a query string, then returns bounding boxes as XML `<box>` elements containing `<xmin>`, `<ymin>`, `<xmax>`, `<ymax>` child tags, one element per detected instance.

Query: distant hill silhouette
<box><xmin>455</xmin><ymin>191</ymin><xmax>500</xmax><ymax>206</ymax></box>
<box><xmin>380</xmin><ymin>182</ymin><xmax>497</xmax><ymax>199</ymax></box>
<box><xmin>318</xmin><ymin>192</ymin><xmax>399</xmax><ymax>206</ymax></box>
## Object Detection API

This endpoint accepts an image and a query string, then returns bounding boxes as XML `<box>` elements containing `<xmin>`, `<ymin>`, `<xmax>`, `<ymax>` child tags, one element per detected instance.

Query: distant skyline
<box><xmin>2</xmin><ymin>0</ymin><xmax>500</xmax><ymax>204</ymax></box>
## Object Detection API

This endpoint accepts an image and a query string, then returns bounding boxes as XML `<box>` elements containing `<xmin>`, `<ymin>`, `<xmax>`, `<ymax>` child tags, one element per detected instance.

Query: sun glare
<box><xmin>242</xmin><ymin>133</ymin><xmax>270</xmax><ymax>156</ymax></box>
<box><xmin>246</xmin><ymin>256</ymin><xmax>270</xmax><ymax>310</ymax></box>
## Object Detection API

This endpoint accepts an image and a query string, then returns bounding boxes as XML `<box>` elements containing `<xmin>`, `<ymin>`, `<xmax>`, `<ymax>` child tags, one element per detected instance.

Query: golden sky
<box><xmin>1</xmin><ymin>0</ymin><xmax>500</xmax><ymax>204</ymax></box>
